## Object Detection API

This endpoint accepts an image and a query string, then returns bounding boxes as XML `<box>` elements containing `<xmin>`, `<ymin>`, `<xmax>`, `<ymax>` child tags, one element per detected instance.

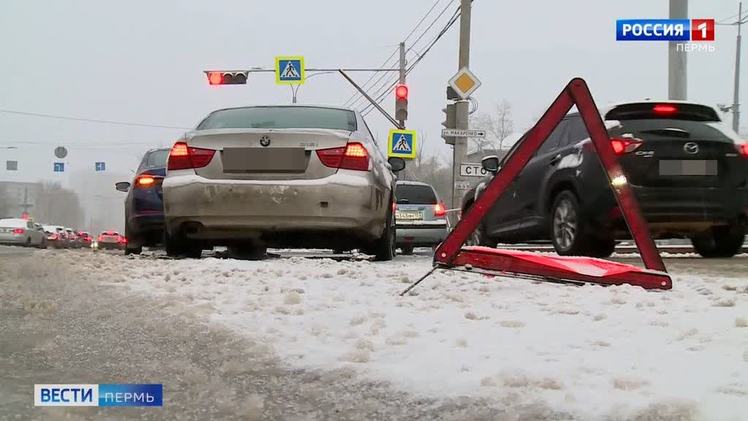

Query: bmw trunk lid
<box><xmin>187</xmin><ymin>128</ymin><xmax>351</xmax><ymax>180</ymax></box>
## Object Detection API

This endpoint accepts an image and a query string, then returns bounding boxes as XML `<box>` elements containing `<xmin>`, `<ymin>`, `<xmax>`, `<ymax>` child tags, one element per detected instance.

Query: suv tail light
<box><xmin>652</xmin><ymin>104</ymin><xmax>678</xmax><ymax>115</ymax></box>
<box><xmin>168</xmin><ymin>141</ymin><xmax>216</xmax><ymax>170</ymax></box>
<box><xmin>134</xmin><ymin>175</ymin><xmax>163</xmax><ymax>188</ymax></box>
<box><xmin>434</xmin><ymin>202</ymin><xmax>446</xmax><ymax>218</ymax></box>
<box><xmin>610</xmin><ymin>137</ymin><xmax>643</xmax><ymax>155</ymax></box>
<box><xmin>316</xmin><ymin>142</ymin><xmax>370</xmax><ymax>171</ymax></box>
<box><xmin>12</xmin><ymin>228</ymin><xmax>25</xmax><ymax>235</ymax></box>
<box><xmin>736</xmin><ymin>143</ymin><xmax>748</xmax><ymax>158</ymax></box>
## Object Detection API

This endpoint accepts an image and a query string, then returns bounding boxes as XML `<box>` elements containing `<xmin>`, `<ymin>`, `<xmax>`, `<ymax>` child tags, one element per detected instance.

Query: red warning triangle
<box><xmin>428</xmin><ymin>78</ymin><xmax>671</xmax><ymax>290</ymax></box>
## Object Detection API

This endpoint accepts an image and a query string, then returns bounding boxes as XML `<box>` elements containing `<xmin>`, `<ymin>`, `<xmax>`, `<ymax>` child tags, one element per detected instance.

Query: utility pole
<box><xmin>668</xmin><ymin>0</ymin><xmax>688</xmax><ymax>100</ymax></box>
<box><xmin>19</xmin><ymin>187</ymin><xmax>33</xmax><ymax>214</ymax></box>
<box><xmin>733</xmin><ymin>1</ymin><xmax>744</xmax><ymax>133</ymax></box>
<box><xmin>398</xmin><ymin>42</ymin><xmax>406</xmax><ymax>128</ymax></box>
<box><xmin>452</xmin><ymin>0</ymin><xmax>472</xmax><ymax>208</ymax></box>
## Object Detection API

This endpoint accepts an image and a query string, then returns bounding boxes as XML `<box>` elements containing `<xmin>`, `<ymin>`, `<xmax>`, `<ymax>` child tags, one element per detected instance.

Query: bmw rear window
<box><xmin>396</xmin><ymin>184</ymin><xmax>437</xmax><ymax>204</ymax></box>
<box><xmin>197</xmin><ymin>107</ymin><xmax>357</xmax><ymax>131</ymax></box>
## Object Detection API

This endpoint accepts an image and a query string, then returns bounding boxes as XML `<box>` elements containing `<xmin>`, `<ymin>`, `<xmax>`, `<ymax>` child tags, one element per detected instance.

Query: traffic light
<box><xmin>441</xmin><ymin>103</ymin><xmax>457</xmax><ymax>145</ymax></box>
<box><xmin>205</xmin><ymin>71</ymin><xmax>248</xmax><ymax>85</ymax></box>
<box><xmin>395</xmin><ymin>84</ymin><xmax>408</xmax><ymax>121</ymax></box>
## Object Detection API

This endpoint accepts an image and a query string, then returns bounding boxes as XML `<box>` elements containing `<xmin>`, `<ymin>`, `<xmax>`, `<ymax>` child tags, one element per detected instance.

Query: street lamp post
<box><xmin>288</xmin><ymin>71</ymin><xmax>336</xmax><ymax>104</ymax></box>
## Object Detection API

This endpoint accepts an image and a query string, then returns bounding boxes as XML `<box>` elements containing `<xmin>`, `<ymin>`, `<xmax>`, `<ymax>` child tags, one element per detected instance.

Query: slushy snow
<box><xmin>68</xmin><ymin>250</ymin><xmax>748</xmax><ymax>420</ymax></box>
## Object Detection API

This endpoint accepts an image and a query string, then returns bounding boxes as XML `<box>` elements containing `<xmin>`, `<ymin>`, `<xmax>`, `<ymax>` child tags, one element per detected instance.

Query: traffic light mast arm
<box><xmin>338</xmin><ymin>70</ymin><xmax>404</xmax><ymax>130</ymax></box>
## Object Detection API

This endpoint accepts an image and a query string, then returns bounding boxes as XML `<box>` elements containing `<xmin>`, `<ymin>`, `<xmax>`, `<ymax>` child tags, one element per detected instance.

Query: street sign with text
<box><xmin>441</xmin><ymin>128</ymin><xmax>486</xmax><ymax>138</ymax></box>
<box><xmin>459</xmin><ymin>163</ymin><xmax>489</xmax><ymax>177</ymax></box>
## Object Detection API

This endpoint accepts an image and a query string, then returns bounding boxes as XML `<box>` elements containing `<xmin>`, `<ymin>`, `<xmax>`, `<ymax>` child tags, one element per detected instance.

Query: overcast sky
<box><xmin>0</xmin><ymin>0</ymin><xmax>744</xmax><ymax>186</ymax></box>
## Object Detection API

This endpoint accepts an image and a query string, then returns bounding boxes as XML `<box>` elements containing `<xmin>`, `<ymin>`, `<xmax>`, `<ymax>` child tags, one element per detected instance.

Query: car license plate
<box><xmin>658</xmin><ymin>160</ymin><xmax>718</xmax><ymax>176</ymax></box>
<box><xmin>222</xmin><ymin>148</ymin><xmax>307</xmax><ymax>172</ymax></box>
<box><xmin>396</xmin><ymin>210</ymin><xmax>423</xmax><ymax>220</ymax></box>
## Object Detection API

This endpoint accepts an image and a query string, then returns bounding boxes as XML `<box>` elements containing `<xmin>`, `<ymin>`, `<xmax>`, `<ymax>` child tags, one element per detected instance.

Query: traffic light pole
<box><xmin>452</xmin><ymin>0</ymin><xmax>472</xmax><ymax>208</ymax></box>
<box><xmin>733</xmin><ymin>1</ymin><xmax>743</xmax><ymax>133</ymax></box>
<box><xmin>398</xmin><ymin>42</ymin><xmax>406</xmax><ymax>128</ymax></box>
<box><xmin>338</xmin><ymin>70</ymin><xmax>404</xmax><ymax>129</ymax></box>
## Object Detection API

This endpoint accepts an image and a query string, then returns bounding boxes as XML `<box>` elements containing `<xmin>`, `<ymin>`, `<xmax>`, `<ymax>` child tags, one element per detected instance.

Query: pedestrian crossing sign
<box><xmin>387</xmin><ymin>129</ymin><xmax>417</xmax><ymax>159</ymax></box>
<box><xmin>275</xmin><ymin>56</ymin><xmax>305</xmax><ymax>85</ymax></box>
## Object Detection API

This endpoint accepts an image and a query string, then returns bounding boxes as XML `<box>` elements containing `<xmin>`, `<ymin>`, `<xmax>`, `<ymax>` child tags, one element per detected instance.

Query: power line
<box><xmin>405</xmin><ymin>0</ymin><xmax>457</xmax><ymax>55</ymax></box>
<box><xmin>718</xmin><ymin>11</ymin><xmax>743</xmax><ymax>24</ymax></box>
<box><xmin>352</xmin><ymin>1</ymin><xmax>457</xmax><ymax>110</ymax></box>
<box><xmin>362</xmin><ymin>6</ymin><xmax>461</xmax><ymax>116</ymax></box>
<box><xmin>0</xmin><ymin>109</ymin><xmax>193</xmax><ymax>130</ymax></box>
<box><xmin>362</xmin><ymin>5</ymin><xmax>460</xmax><ymax>115</ymax></box>
<box><xmin>344</xmin><ymin>0</ymin><xmax>454</xmax><ymax>108</ymax></box>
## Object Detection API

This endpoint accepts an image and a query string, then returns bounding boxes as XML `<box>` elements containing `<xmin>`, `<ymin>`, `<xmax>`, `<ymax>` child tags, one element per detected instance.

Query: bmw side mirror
<box><xmin>481</xmin><ymin>155</ymin><xmax>500</xmax><ymax>174</ymax></box>
<box><xmin>388</xmin><ymin>157</ymin><xmax>406</xmax><ymax>172</ymax></box>
<box><xmin>115</xmin><ymin>182</ymin><xmax>131</xmax><ymax>192</ymax></box>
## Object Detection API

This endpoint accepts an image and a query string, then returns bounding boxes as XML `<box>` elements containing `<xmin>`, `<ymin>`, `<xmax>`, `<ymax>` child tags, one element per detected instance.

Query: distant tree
<box><xmin>0</xmin><ymin>185</ymin><xmax>11</xmax><ymax>218</ymax></box>
<box><xmin>469</xmin><ymin>100</ymin><xmax>514</xmax><ymax>152</ymax></box>
<box><xmin>32</xmin><ymin>182</ymin><xmax>85</xmax><ymax>227</ymax></box>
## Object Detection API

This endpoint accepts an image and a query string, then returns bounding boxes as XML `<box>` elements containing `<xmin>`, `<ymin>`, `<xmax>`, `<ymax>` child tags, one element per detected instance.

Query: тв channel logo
<box><xmin>617</xmin><ymin>19</ymin><xmax>715</xmax><ymax>41</ymax></box>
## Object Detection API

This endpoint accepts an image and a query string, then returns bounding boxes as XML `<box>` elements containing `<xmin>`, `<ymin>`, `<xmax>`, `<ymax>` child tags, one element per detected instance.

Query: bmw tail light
<box><xmin>316</xmin><ymin>142</ymin><xmax>370</xmax><ymax>171</ymax></box>
<box><xmin>340</xmin><ymin>142</ymin><xmax>370</xmax><ymax>171</ymax></box>
<box><xmin>168</xmin><ymin>141</ymin><xmax>216</xmax><ymax>170</ymax></box>
<box><xmin>12</xmin><ymin>228</ymin><xmax>25</xmax><ymax>235</ymax></box>
<box><xmin>315</xmin><ymin>146</ymin><xmax>344</xmax><ymax>168</ymax></box>
<box><xmin>434</xmin><ymin>202</ymin><xmax>446</xmax><ymax>218</ymax></box>
<box><xmin>610</xmin><ymin>137</ymin><xmax>643</xmax><ymax>155</ymax></box>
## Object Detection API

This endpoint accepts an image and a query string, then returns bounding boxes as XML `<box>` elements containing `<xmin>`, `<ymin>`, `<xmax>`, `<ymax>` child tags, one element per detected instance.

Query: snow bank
<box><xmin>69</xmin><ymin>251</ymin><xmax>748</xmax><ymax>420</ymax></box>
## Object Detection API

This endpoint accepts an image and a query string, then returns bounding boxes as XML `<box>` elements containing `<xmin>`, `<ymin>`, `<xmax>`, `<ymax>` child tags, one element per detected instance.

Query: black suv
<box><xmin>463</xmin><ymin>101</ymin><xmax>748</xmax><ymax>258</ymax></box>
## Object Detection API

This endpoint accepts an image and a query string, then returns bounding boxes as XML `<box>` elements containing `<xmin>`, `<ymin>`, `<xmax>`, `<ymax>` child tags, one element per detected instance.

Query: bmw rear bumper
<box><xmin>162</xmin><ymin>171</ymin><xmax>388</xmax><ymax>243</ymax></box>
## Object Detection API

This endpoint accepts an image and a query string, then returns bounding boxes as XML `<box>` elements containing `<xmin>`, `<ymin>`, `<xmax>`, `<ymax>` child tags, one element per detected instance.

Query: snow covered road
<box><xmin>3</xmin><ymin>248</ymin><xmax>747</xmax><ymax>420</ymax></box>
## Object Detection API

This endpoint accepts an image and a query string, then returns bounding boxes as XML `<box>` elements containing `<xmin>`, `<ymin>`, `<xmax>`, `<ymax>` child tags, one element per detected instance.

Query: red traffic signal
<box><xmin>205</xmin><ymin>71</ymin><xmax>248</xmax><ymax>85</ymax></box>
<box><xmin>395</xmin><ymin>84</ymin><xmax>408</xmax><ymax>100</ymax></box>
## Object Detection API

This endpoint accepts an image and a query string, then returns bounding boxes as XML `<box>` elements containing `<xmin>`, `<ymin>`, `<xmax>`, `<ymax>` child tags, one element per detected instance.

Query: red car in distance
<box><xmin>97</xmin><ymin>231</ymin><xmax>126</xmax><ymax>250</ymax></box>
<box><xmin>77</xmin><ymin>231</ymin><xmax>94</xmax><ymax>248</ymax></box>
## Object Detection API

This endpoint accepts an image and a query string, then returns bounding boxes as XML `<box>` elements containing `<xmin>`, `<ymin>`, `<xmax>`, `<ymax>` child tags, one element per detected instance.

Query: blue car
<box><xmin>116</xmin><ymin>148</ymin><xmax>170</xmax><ymax>254</ymax></box>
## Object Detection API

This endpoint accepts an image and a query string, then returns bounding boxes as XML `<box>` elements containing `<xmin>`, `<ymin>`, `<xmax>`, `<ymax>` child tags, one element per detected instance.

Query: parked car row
<box><xmin>0</xmin><ymin>218</ymin><xmax>126</xmax><ymax>252</ymax></box>
<box><xmin>0</xmin><ymin>219</ymin><xmax>92</xmax><ymax>249</ymax></box>
<box><xmin>462</xmin><ymin>100</ymin><xmax>748</xmax><ymax>258</ymax></box>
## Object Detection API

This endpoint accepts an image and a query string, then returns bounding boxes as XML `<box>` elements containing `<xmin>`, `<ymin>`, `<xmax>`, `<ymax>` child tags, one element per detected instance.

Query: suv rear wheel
<box><xmin>550</xmin><ymin>190</ymin><xmax>597</xmax><ymax>256</ymax></box>
<box><xmin>691</xmin><ymin>224</ymin><xmax>746</xmax><ymax>258</ymax></box>
<box><xmin>463</xmin><ymin>202</ymin><xmax>497</xmax><ymax>248</ymax></box>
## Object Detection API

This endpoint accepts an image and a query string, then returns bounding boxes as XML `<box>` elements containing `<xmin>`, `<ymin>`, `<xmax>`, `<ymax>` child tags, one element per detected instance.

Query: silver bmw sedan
<box><xmin>162</xmin><ymin>105</ymin><xmax>405</xmax><ymax>260</ymax></box>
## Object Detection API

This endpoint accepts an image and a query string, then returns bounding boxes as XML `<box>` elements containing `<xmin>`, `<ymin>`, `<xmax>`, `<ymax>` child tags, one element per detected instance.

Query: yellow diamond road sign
<box><xmin>448</xmin><ymin>67</ymin><xmax>481</xmax><ymax>99</ymax></box>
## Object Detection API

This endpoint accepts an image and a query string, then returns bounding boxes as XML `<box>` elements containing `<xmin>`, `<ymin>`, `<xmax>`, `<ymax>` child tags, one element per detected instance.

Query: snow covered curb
<box><xmin>73</xmin><ymin>251</ymin><xmax>747</xmax><ymax>420</ymax></box>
